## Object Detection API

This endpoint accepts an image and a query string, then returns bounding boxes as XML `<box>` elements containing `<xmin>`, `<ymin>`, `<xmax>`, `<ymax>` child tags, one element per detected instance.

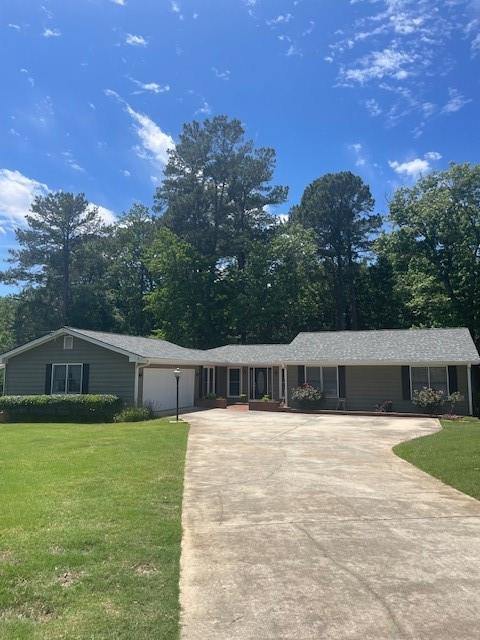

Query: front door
<box><xmin>250</xmin><ymin>367</ymin><xmax>269</xmax><ymax>400</ymax></box>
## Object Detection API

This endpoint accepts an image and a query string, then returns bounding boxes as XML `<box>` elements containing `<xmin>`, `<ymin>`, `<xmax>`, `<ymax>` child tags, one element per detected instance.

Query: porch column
<box><xmin>467</xmin><ymin>364</ymin><xmax>473</xmax><ymax>415</ymax></box>
<box><xmin>283</xmin><ymin>365</ymin><xmax>289</xmax><ymax>407</ymax></box>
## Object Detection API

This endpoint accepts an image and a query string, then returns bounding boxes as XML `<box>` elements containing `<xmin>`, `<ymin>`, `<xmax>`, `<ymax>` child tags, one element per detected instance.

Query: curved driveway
<box><xmin>179</xmin><ymin>410</ymin><xmax>480</xmax><ymax>640</ymax></box>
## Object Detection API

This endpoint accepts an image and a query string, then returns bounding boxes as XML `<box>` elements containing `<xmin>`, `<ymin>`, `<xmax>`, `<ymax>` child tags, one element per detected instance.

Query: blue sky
<box><xmin>1</xmin><ymin>0</ymin><xmax>479</xmax><ymax>293</ymax></box>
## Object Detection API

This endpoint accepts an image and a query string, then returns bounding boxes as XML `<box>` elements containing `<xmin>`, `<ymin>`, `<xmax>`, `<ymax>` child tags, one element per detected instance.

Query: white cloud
<box><xmin>388</xmin><ymin>150</ymin><xmax>441</xmax><ymax>177</ymax></box>
<box><xmin>212</xmin><ymin>67</ymin><xmax>230</xmax><ymax>80</ymax></box>
<box><xmin>93</xmin><ymin>205</ymin><xmax>116</xmax><ymax>225</ymax></box>
<box><xmin>348</xmin><ymin>143</ymin><xmax>367</xmax><ymax>167</ymax></box>
<box><xmin>442</xmin><ymin>88</ymin><xmax>471</xmax><ymax>114</ymax></box>
<box><xmin>340</xmin><ymin>48</ymin><xmax>415</xmax><ymax>84</ymax></box>
<box><xmin>267</xmin><ymin>13</ymin><xmax>292</xmax><ymax>26</ymax></box>
<box><xmin>62</xmin><ymin>151</ymin><xmax>85</xmax><ymax>173</ymax></box>
<box><xmin>125</xmin><ymin>33</ymin><xmax>147</xmax><ymax>46</ymax></box>
<box><xmin>129</xmin><ymin>77</ymin><xmax>170</xmax><ymax>94</ymax></box>
<box><xmin>8</xmin><ymin>23</ymin><xmax>21</xmax><ymax>30</ymax></box>
<box><xmin>196</xmin><ymin>100</ymin><xmax>212</xmax><ymax>115</ymax></box>
<box><xmin>110</xmin><ymin>0</ymin><xmax>126</xmax><ymax>5</ymax></box>
<box><xmin>20</xmin><ymin>68</ymin><xmax>35</xmax><ymax>87</ymax></box>
<box><xmin>286</xmin><ymin>44</ymin><xmax>302</xmax><ymax>57</ymax></box>
<box><xmin>389</xmin><ymin>158</ymin><xmax>430</xmax><ymax>176</ymax></box>
<box><xmin>0</xmin><ymin>169</ymin><xmax>116</xmax><ymax>232</ymax></box>
<box><xmin>43</xmin><ymin>27</ymin><xmax>61</xmax><ymax>38</ymax></box>
<box><xmin>0</xmin><ymin>169</ymin><xmax>48</xmax><ymax>230</ymax></box>
<box><xmin>105</xmin><ymin>89</ymin><xmax>175</xmax><ymax>165</ymax></box>
<box><xmin>171</xmin><ymin>1</ymin><xmax>184</xmax><ymax>19</ymax></box>
<box><xmin>122</xmin><ymin>169</ymin><xmax>131</xmax><ymax>177</ymax></box>
<box><xmin>365</xmin><ymin>98</ymin><xmax>382</xmax><ymax>116</ymax></box>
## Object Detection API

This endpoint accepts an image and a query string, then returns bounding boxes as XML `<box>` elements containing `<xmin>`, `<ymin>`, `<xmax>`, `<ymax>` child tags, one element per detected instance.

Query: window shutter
<box><xmin>401</xmin><ymin>366</ymin><xmax>411</xmax><ymax>400</ymax></box>
<box><xmin>338</xmin><ymin>366</ymin><xmax>346</xmax><ymax>398</ymax></box>
<box><xmin>448</xmin><ymin>366</ymin><xmax>458</xmax><ymax>393</ymax></box>
<box><xmin>298</xmin><ymin>366</ymin><xmax>305</xmax><ymax>385</ymax></box>
<box><xmin>81</xmin><ymin>364</ymin><xmax>90</xmax><ymax>394</ymax></box>
<box><xmin>45</xmin><ymin>364</ymin><xmax>52</xmax><ymax>395</ymax></box>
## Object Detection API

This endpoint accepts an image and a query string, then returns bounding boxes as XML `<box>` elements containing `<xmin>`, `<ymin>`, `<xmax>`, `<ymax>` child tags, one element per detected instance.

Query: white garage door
<box><xmin>142</xmin><ymin>368</ymin><xmax>195</xmax><ymax>413</ymax></box>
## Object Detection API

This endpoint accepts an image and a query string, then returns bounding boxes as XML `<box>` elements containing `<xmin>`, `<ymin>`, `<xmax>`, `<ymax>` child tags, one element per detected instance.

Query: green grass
<box><xmin>394</xmin><ymin>417</ymin><xmax>480</xmax><ymax>500</ymax></box>
<box><xmin>0</xmin><ymin>418</ymin><xmax>188</xmax><ymax>640</ymax></box>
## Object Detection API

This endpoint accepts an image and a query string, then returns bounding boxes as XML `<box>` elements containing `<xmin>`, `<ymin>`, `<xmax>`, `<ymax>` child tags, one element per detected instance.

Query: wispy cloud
<box><xmin>328</xmin><ymin>1</ymin><xmax>477</xmax><ymax>129</ymax></box>
<box><xmin>105</xmin><ymin>89</ymin><xmax>175</xmax><ymax>165</ymax></box>
<box><xmin>212</xmin><ymin>67</ymin><xmax>230</xmax><ymax>80</ymax></box>
<box><xmin>267</xmin><ymin>14</ymin><xmax>292</xmax><ymax>27</ymax></box>
<box><xmin>442</xmin><ymin>88</ymin><xmax>471</xmax><ymax>114</ymax></box>
<box><xmin>128</xmin><ymin>77</ymin><xmax>170</xmax><ymax>94</ymax></box>
<box><xmin>43</xmin><ymin>27</ymin><xmax>61</xmax><ymax>38</ymax></box>
<box><xmin>8</xmin><ymin>23</ymin><xmax>21</xmax><ymax>30</ymax></box>
<box><xmin>170</xmin><ymin>1</ymin><xmax>184</xmax><ymax>19</ymax></box>
<box><xmin>125</xmin><ymin>33</ymin><xmax>148</xmax><ymax>46</ymax></box>
<box><xmin>111</xmin><ymin>0</ymin><xmax>126</xmax><ymax>5</ymax></box>
<box><xmin>348</xmin><ymin>143</ymin><xmax>366</xmax><ymax>167</ymax></box>
<box><xmin>62</xmin><ymin>151</ymin><xmax>85</xmax><ymax>173</ymax></box>
<box><xmin>195</xmin><ymin>100</ymin><xmax>212</xmax><ymax>115</ymax></box>
<box><xmin>20</xmin><ymin>68</ymin><xmax>35</xmax><ymax>87</ymax></box>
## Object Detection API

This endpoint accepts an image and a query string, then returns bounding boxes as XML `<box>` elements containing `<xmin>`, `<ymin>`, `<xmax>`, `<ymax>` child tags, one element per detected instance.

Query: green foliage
<box><xmin>239</xmin><ymin>394</ymin><xmax>247</xmax><ymax>402</ymax></box>
<box><xmin>114</xmin><ymin>405</ymin><xmax>155</xmax><ymax>422</ymax></box>
<box><xmin>0</xmin><ymin>394</ymin><xmax>122</xmax><ymax>423</ymax></box>
<box><xmin>291</xmin><ymin>171</ymin><xmax>381</xmax><ymax>329</ymax></box>
<box><xmin>412</xmin><ymin>387</ymin><xmax>447</xmax><ymax>412</ymax></box>
<box><xmin>261</xmin><ymin>394</ymin><xmax>272</xmax><ymax>401</ymax></box>
<box><xmin>204</xmin><ymin>392</ymin><xmax>217</xmax><ymax>400</ymax></box>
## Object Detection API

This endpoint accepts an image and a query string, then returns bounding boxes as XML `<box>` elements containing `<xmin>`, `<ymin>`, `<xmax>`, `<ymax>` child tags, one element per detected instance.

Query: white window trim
<box><xmin>409</xmin><ymin>365</ymin><xmax>450</xmax><ymax>397</ymax></box>
<box><xmin>304</xmin><ymin>365</ymin><xmax>339</xmax><ymax>399</ymax></box>
<box><xmin>227</xmin><ymin>367</ymin><xmax>242</xmax><ymax>398</ymax></box>
<box><xmin>203</xmin><ymin>366</ymin><xmax>216</xmax><ymax>396</ymax></box>
<box><xmin>51</xmin><ymin>363</ymin><xmax>84</xmax><ymax>395</ymax></box>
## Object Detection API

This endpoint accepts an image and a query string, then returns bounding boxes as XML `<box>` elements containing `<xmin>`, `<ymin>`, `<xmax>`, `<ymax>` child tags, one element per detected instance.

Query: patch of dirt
<box><xmin>0</xmin><ymin>604</ymin><xmax>55</xmax><ymax>623</ymax></box>
<box><xmin>0</xmin><ymin>550</ymin><xmax>16</xmax><ymax>564</ymax></box>
<box><xmin>102</xmin><ymin>600</ymin><xmax>121</xmax><ymax>617</ymax></box>
<box><xmin>133</xmin><ymin>563</ymin><xmax>158</xmax><ymax>576</ymax></box>
<box><xmin>57</xmin><ymin>571</ymin><xmax>85</xmax><ymax>588</ymax></box>
<box><xmin>49</xmin><ymin>545</ymin><xmax>65</xmax><ymax>555</ymax></box>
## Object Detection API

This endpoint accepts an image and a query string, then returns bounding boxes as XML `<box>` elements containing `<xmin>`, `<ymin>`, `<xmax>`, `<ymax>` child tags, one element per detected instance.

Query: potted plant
<box><xmin>291</xmin><ymin>384</ymin><xmax>324</xmax><ymax>410</ymax></box>
<box><xmin>239</xmin><ymin>394</ymin><xmax>248</xmax><ymax>403</ymax></box>
<box><xmin>248</xmin><ymin>394</ymin><xmax>282</xmax><ymax>412</ymax></box>
<box><xmin>198</xmin><ymin>393</ymin><xmax>228</xmax><ymax>409</ymax></box>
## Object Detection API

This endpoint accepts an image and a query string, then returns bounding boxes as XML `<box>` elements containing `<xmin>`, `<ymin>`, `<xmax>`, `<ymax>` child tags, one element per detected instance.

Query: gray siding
<box><xmin>215</xmin><ymin>367</ymin><xmax>227</xmax><ymax>397</ymax></box>
<box><xmin>286</xmin><ymin>364</ymin><xmax>470</xmax><ymax>414</ymax></box>
<box><xmin>5</xmin><ymin>335</ymin><xmax>136</xmax><ymax>404</ymax></box>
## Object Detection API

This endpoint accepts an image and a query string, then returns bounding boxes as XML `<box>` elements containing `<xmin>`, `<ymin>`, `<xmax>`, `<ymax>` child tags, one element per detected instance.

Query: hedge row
<box><xmin>0</xmin><ymin>394</ymin><xmax>123</xmax><ymax>423</ymax></box>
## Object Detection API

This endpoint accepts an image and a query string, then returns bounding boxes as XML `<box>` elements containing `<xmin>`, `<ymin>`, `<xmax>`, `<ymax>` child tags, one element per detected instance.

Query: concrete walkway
<box><xmin>179</xmin><ymin>410</ymin><xmax>480</xmax><ymax>640</ymax></box>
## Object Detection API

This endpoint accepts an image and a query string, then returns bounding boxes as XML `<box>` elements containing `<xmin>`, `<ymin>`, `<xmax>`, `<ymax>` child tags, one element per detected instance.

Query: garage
<box><xmin>142</xmin><ymin>368</ymin><xmax>196</xmax><ymax>413</ymax></box>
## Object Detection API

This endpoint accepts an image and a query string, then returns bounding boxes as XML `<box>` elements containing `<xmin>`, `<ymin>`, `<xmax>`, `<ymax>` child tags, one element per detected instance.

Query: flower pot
<box><xmin>198</xmin><ymin>398</ymin><xmax>228</xmax><ymax>409</ymax></box>
<box><xmin>248</xmin><ymin>400</ymin><xmax>281</xmax><ymax>412</ymax></box>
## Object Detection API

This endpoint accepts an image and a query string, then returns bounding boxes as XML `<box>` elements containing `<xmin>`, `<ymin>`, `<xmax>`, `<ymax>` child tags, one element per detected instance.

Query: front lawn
<box><xmin>394</xmin><ymin>418</ymin><xmax>480</xmax><ymax>500</ymax></box>
<box><xmin>0</xmin><ymin>418</ymin><xmax>188</xmax><ymax>639</ymax></box>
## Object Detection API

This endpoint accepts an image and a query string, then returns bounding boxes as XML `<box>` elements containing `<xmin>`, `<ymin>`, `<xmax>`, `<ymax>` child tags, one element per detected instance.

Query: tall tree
<box><xmin>153</xmin><ymin>115</ymin><xmax>288</xmax><ymax>267</ymax></box>
<box><xmin>1</xmin><ymin>192</ymin><xmax>112</xmax><ymax>339</ymax></box>
<box><xmin>378</xmin><ymin>163</ymin><xmax>480</xmax><ymax>341</ymax></box>
<box><xmin>226</xmin><ymin>223</ymin><xmax>331</xmax><ymax>342</ymax></box>
<box><xmin>145</xmin><ymin>228</ymin><xmax>220</xmax><ymax>348</ymax></box>
<box><xmin>290</xmin><ymin>172</ymin><xmax>381</xmax><ymax>329</ymax></box>
<box><xmin>107</xmin><ymin>204</ymin><xmax>157</xmax><ymax>336</ymax></box>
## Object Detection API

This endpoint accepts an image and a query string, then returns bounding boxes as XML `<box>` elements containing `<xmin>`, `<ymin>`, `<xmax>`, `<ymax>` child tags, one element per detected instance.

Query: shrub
<box><xmin>291</xmin><ymin>384</ymin><xmax>323</xmax><ymax>409</ymax></box>
<box><xmin>0</xmin><ymin>394</ymin><xmax>123</xmax><ymax>423</ymax></box>
<box><xmin>412</xmin><ymin>387</ymin><xmax>447</xmax><ymax>413</ymax></box>
<box><xmin>261</xmin><ymin>394</ymin><xmax>271</xmax><ymax>402</ymax></box>
<box><xmin>239</xmin><ymin>394</ymin><xmax>247</xmax><ymax>403</ymax></box>
<box><xmin>204</xmin><ymin>392</ymin><xmax>217</xmax><ymax>400</ymax></box>
<box><xmin>114</xmin><ymin>406</ymin><xmax>155</xmax><ymax>422</ymax></box>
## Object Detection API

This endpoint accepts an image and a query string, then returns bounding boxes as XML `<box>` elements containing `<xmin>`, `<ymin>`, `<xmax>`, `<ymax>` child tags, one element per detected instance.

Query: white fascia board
<box><xmin>282</xmin><ymin>359</ymin><xmax>480</xmax><ymax>366</ymax></box>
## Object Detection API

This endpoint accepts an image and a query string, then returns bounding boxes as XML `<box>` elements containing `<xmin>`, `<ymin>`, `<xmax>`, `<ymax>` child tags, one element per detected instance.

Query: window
<box><xmin>411</xmin><ymin>366</ymin><xmax>448</xmax><ymax>395</ymax></box>
<box><xmin>203</xmin><ymin>366</ymin><xmax>215</xmax><ymax>396</ymax></box>
<box><xmin>63</xmin><ymin>335</ymin><xmax>73</xmax><ymax>350</ymax></box>
<box><xmin>52</xmin><ymin>364</ymin><xmax>83</xmax><ymax>394</ymax></box>
<box><xmin>228</xmin><ymin>368</ymin><xmax>241</xmax><ymax>397</ymax></box>
<box><xmin>305</xmin><ymin>366</ymin><xmax>338</xmax><ymax>398</ymax></box>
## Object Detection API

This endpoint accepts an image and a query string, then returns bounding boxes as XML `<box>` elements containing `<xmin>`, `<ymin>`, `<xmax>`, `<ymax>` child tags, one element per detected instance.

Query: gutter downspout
<box><xmin>467</xmin><ymin>364</ymin><xmax>473</xmax><ymax>416</ymax></box>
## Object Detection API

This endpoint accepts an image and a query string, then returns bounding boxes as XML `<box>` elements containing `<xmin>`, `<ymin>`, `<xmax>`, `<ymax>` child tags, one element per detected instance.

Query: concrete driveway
<box><xmin>179</xmin><ymin>410</ymin><xmax>480</xmax><ymax>640</ymax></box>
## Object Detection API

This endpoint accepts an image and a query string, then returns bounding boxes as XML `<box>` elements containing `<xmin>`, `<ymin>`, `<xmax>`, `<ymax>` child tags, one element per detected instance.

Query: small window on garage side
<box><xmin>63</xmin><ymin>335</ymin><xmax>73</xmax><ymax>350</ymax></box>
<box><xmin>228</xmin><ymin>368</ymin><xmax>241</xmax><ymax>397</ymax></box>
<box><xmin>322</xmin><ymin>367</ymin><xmax>339</xmax><ymax>398</ymax></box>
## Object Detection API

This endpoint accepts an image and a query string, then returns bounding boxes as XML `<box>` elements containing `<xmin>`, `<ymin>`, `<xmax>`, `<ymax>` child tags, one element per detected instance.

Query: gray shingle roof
<box><xmin>66</xmin><ymin>327</ymin><xmax>213</xmax><ymax>362</ymax></box>
<box><xmin>205</xmin><ymin>344</ymin><xmax>290</xmax><ymax>365</ymax></box>
<box><xmin>287</xmin><ymin>328</ymin><xmax>480</xmax><ymax>364</ymax></box>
